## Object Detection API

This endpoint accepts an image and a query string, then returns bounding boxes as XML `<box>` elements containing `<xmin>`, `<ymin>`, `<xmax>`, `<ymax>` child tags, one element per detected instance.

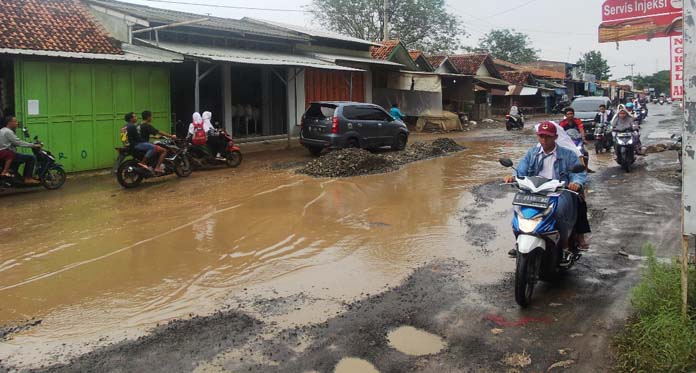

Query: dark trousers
<box><xmin>576</xmin><ymin>196</ymin><xmax>591</xmax><ymax>234</ymax></box>
<box><xmin>207</xmin><ymin>135</ymin><xmax>226</xmax><ymax>155</ymax></box>
<box><xmin>11</xmin><ymin>153</ymin><xmax>36</xmax><ymax>179</ymax></box>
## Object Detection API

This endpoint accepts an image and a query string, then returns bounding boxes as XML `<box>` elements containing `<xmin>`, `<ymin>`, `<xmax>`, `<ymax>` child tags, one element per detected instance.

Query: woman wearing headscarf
<box><xmin>201</xmin><ymin>111</ymin><xmax>225</xmax><ymax>159</ymax></box>
<box><xmin>611</xmin><ymin>107</ymin><xmax>642</xmax><ymax>153</ymax></box>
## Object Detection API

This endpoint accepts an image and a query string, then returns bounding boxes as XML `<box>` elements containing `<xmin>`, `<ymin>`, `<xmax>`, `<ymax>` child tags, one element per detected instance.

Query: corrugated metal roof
<box><xmin>244</xmin><ymin>18</ymin><xmax>379</xmax><ymax>47</ymax></box>
<box><xmin>311</xmin><ymin>52</ymin><xmax>403</xmax><ymax>68</ymax></box>
<box><xmin>87</xmin><ymin>0</ymin><xmax>308</xmax><ymax>42</ymax></box>
<box><xmin>139</xmin><ymin>40</ymin><xmax>363</xmax><ymax>71</ymax></box>
<box><xmin>474</xmin><ymin>76</ymin><xmax>511</xmax><ymax>88</ymax></box>
<box><xmin>0</xmin><ymin>43</ymin><xmax>182</xmax><ymax>63</ymax></box>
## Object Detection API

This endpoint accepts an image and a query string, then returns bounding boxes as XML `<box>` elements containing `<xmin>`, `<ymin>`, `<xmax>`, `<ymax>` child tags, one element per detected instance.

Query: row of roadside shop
<box><xmin>0</xmin><ymin>0</ymin><xmax>622</xmax><ymax>173</ymax></box>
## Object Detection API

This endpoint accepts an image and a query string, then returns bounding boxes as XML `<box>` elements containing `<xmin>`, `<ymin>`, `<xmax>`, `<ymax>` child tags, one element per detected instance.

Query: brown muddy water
<box><xmin>0</xmin><ymin>139</ymin><xmax>529</xmax><ymax>367</ymax></box>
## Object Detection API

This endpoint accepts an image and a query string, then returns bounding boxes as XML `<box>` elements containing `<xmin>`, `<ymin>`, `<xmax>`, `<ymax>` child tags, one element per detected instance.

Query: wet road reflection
<box><xmin>0</xmin><ymin>138</ymin><xmax>531</xmax><ymax>364</ymax></box>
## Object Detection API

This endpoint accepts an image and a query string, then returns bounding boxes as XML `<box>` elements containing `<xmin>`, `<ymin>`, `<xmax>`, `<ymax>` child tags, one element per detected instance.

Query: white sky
<box><xmin>120</xmin><ymin>0</ymin><xmax>671</xmax><ymax>79</ymax></box>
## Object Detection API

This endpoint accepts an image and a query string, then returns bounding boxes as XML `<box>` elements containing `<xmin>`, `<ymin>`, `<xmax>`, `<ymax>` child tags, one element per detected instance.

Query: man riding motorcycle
<box><xmin>125</xmin><ymin>111</ymin><xmax>176</xmax><ymax>173</ymax></box>
<box><xmin>504</xmin><ymin>122</ymin><xmax>591</xmax><ymax>255</ymax></box>
<box><xmin>0</xmin><ymin>116</ymin><xmax>42</xmax><ymax>184</ymax></box>
<box><xmin>611</xmin><ymin>108</ymin><xmax>642</xmax><ymax>154</ymax></box>
<box><xmin>559</xmin><ymin>107</ymin><xmax>587</xmax><ymax>143</ymax></box>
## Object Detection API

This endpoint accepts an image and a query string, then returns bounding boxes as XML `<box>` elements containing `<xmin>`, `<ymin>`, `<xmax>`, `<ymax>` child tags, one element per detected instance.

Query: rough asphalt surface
<box><xmin>6</xmin><ymin>105</ymin><xmax>684</xmax><ymax>372</ymax></box>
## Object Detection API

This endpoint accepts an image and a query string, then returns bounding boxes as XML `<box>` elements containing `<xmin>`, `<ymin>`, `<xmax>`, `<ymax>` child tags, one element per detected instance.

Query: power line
<box><xmin>132</xmin><ymin>0</ymin><xmax>309</xmax><ymax>12</ymax></box>
<box><xmin>481</xmin><ymin>0</ymin><xmax>541</xmax><ymax>19</ymax></box>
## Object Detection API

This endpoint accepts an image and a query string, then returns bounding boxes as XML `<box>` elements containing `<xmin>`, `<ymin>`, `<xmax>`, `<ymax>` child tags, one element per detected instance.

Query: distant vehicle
<box><xmin>567</xmin><ymin>97</ymin><xmax>612</xmax><ymax>140</ymax></box>
<box><xmin>299</xmin><ymin>102</ymin><xmax>410</xmax><ymax>156</ymax></box>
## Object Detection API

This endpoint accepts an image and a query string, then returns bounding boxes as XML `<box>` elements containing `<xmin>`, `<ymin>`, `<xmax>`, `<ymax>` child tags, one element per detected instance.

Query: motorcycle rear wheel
<box><xmin>116</xmin><ymin>160</ymin><xmax>144</xmax><ymax>188</ymax></box>
<box><xmin>41</xmin><ymin>166</ymin><xmax>66</xmax><ymax>190</ymax></box>
<box><xmin>226</xmin><ymin>150</ymin><xmax>243</xmax><ymax>168</ymax></box>
<box><xmin>174</xmin><ymin>157</ymin><xmax>193</xmax><ymax>177</ymax></box>
<box><xmin>515</xmin><ymin>251</ymin><xmax>539</xmax><ymax>307</ymax></box>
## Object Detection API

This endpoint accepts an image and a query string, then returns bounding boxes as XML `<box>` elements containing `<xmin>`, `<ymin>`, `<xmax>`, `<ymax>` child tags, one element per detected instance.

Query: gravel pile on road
<box><xmin>298</xmin><ymin>138</ymin><xmax>465</xmax><ymax>178</ymax></box>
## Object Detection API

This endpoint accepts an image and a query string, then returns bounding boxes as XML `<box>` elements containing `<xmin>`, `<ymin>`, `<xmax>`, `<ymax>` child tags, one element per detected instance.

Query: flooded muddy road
<box><xmin>0</xmin><ymin>104</ymin><xmax>683</xmax><ymax>372</ymax></box>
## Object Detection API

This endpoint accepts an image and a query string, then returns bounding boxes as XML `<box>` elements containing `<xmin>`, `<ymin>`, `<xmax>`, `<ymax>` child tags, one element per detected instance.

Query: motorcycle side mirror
<box><xmin>499</xmin><ymin>158</ymin><xmax>514</xmax><ymax>168</ymax></box>
<box><xmin>671</xmin><ymin>133</ymin><xmax>678</xmax><ymax>139</ymax></box>
<box><xmin>571</xmin><ymin>164</ymin><xmax>586</xmax><ymax>173</ymax></box>
<box><xmin>21</xmin><ymin>127</ymin><xmax>30</xmax><ymax>138</ymax></box>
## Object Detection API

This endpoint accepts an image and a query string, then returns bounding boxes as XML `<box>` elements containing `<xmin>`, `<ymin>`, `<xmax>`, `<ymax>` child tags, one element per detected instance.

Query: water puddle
<box><xmin>386</xmin><ymin>326</ymin><xmax>446</xmax><ymax>356</ymax></box>
<box><xmin>0</xmin><ymin>139</ymin><xmax>528</xmax><ymax>367</ymax></box>
<box><xmin>334</xmin><ymin>357</ymin><xmax>379</xmax><ymax>373</ymax></box>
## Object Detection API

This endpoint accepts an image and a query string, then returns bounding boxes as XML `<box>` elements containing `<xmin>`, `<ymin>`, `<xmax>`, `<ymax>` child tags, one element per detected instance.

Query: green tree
<box><xmin>577</xmin><ymin>51</ymin><xmax>611</xmax><ymax>80</ymax></box>
<box><xmin>474</xmin><ymin>29</ymin><xmax>539</xmax><ymax>64</ymax></box>
<box><xmin>306</xmin><ymin>0</ymin><xmax>465</xmax><ymax>54</ymax></box>
<box><xmin>623</xmin><ymin>70</ymin><xmax>670</xmax><ymax>96</ymax></box>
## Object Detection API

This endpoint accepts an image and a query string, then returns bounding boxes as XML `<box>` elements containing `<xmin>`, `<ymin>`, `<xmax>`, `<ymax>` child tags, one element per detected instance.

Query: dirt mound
<box><xmin>298</xmin><ymin>148</ymin><xmax>396</xmax><ymax>178</ymax></box>
<box><xmin>298</xmin><ymin>138</ymin><xmax>465</xmax><ymax>178</ymax></box>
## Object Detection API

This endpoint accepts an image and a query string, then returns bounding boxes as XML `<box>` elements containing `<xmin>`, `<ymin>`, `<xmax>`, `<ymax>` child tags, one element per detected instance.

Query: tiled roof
<box><xmin>409</xmin><ymin>50</ymin><xmax>422</xmax><ymax>60</ymax></box>
<box><xmin>426</xmin><ymin>55</ymin><xmax>447</xmax><ymax>68</ymax></box>
<box><xmin>493</xmin><ymin>58</ymin><xmax>523</xmax><ymax>70</ymax></box>
<box><xmin>501</xmin><ymin>71</ymin><xmax>532</xmax><ymax>86</ymax></box>
<box><xmin>370</xmin><ymin>40</ymin><xmax>400</xmax><ymax>60</ymax></box>
<box><xmin>0</xmin><ymin>0</ymin><xmax>121</xmax><ymax>54</ymax></box>
<box><xmin>447</xmin><ymin>54</ymin><xmax>489</xmax><ymax>75</ymax></box>
<box><xmin>525</xmin><ymin>68</ymin><xmax>565</xmax><ymax>80</ymax></box>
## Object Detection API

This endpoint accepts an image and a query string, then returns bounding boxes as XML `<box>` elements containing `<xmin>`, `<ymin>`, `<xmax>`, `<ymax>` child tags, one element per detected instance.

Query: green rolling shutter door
<box><xmin>15</xmin><ymin>60</ymin><xmax>171</xmax><ymax>172</ymax></box>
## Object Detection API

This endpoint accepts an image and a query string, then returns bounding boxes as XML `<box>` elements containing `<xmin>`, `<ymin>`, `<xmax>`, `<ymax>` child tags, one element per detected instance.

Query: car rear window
<box><xmin>305</xmin><ymin>103</ymin><xmax>337</xmax><ymax>119</ymax></box>
<box><xmin>571</xmin><ymin>100</ymin><xmax>608</xmax><ymax>112</ymax></box>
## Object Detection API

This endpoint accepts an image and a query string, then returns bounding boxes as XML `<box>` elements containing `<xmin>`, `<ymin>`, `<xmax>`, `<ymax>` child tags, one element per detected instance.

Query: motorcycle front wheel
<box><xmin>41</xmin><ymin>166</ymin><xmax>67</xmax><ymax>190</ymax></box>
<box><xmin>226</xmin><ymin>150</ymin><xmax>243</xmax><ymax>168</ymax></box>
<box><xmin>515</xmin><ymin>251</ymin><xmax>539</xmax><ymax>307</ymax></box>
<box><xmin>116</xmin><ymin>160</ymin><xmax>144</xmax><ymax>188</ymax></box>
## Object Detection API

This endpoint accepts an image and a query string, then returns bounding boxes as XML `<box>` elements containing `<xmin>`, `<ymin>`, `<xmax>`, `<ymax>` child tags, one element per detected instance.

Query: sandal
<box><xmin>578</xmin><ymin>243</ymin><xmax>590</xmax><ymax>251</ymax></box>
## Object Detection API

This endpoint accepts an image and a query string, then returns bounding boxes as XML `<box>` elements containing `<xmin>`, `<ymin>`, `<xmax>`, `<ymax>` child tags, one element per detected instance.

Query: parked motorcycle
<box><xmin>506</xmin><ymin>113</ymin><xmax>525</xmax><ymax>131</ymax></box>
<box><xmin>114</xmin><ymin>138</ymin><xmax>192</xmax><ymax>188</ymax></box>
<box><xmin>1</xmin><ymin>128</ymin><xmax>66</xmax><ymax>191</ymax></box>
<box><xmin>594</xmin><ymin>122</ymin><xmax>613</xmax><ymax>154</ymax></box>
<box><xmin>500</xmin><ymin>158</ymin><xmax>585</xmax><ymax>307</ymax></box>
<box><xmin>614</xmin><ymin>129</ymin><xmax>637</xmax><ymax>172</ymax></box>
<box><xmin>185</xmin><ymin>129</ymin><xmax>243</xmax><ymax>169</ymax></box>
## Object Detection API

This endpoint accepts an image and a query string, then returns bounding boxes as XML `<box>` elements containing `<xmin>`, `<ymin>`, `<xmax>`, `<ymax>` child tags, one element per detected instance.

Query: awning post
<box><xmin>195</xmin><ymin>60</ymin><xmax>200</xmax><ymax>113</ymax></box>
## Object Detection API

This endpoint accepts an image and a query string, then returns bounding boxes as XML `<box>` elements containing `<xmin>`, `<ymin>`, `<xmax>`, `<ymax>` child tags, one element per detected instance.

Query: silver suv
<box><xmin>299</xmin><ymin>102</ymin><xmax>409</xmax><ymax>156</ymax></box>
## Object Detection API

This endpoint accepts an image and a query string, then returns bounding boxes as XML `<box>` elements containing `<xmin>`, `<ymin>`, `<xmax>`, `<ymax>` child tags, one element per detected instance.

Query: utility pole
<box><xmin>624</xmin><ymin>63</ymin><xmax>635</xmax><ymax>89</ymax></box>
<box><xmin>383</xmin><ymin>0</ymin><xmax>389</xmax><ymax>41</ymax></box>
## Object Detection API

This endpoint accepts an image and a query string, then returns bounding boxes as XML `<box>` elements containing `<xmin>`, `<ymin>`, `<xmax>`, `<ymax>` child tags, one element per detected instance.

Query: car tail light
<box><xmin>331</xmin><ymin>116</ymin><xmax>339</xmax><ymax>134</ymax></box>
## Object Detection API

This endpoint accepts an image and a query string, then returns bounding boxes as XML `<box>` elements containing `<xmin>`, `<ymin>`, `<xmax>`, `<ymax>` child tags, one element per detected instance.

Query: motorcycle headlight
<box><xmin>519</xmin><ymin>217</ymin><xmax>543</xmax><ymax>233</ymax></box>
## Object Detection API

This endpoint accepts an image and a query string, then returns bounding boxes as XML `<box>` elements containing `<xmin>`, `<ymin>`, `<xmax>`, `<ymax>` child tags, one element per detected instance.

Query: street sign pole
<box><xmin>682</xmin><ymin>0</ymin><xmax>694</xmax><ymax>317</ymax></box>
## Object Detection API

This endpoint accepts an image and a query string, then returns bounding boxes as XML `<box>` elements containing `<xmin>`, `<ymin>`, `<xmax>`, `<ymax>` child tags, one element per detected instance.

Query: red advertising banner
<box><xmin>602</xmin><ymin>0</ymin><xmax>683</xmax><ymax>22</ymax></box>
<box><xmin>671</xmin><ymin>35</ymin><xmax>684</xmax><ymax>100</ymax></box>
<box><xmin>599</xmin><ymin>12</ymin><xmax>682</xmax><ymax>42</ymax></box>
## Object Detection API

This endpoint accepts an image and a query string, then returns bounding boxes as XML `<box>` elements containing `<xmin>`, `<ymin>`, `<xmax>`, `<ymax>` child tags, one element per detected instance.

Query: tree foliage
<box><xmin>306</xmin><ymin>0</ymin><xmax>465</xmax><ymax>54</ymax></box>
<box><xmin>623</xmin><ymin>70</ymin><xmax>671</xmax><ymax>95</ymax></box>
<box><xmin>576</xmin><ymin>51</ymin><xmax>611</xmax><ymax>80</ymax></box>
<box><xmin>474</xmin><ymin>29</ymin><xmax>539</xmax><ymax>64</ymax></box>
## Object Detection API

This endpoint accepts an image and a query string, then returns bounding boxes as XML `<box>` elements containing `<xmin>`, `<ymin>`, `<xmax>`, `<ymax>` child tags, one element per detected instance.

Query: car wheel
<box><xmin>347</xmin><ymin>138</ymin><xmax>359</xmax><ymax>149</ymax></box>
<box><xmin>391</xmin><ymin>133</ymin><xmax>408</xmax><ymax>151</ymax></box>
<box><xmin>308</xmin><ymin>147</ymin><xmax>323</xmax><ymax>156</ymax></box>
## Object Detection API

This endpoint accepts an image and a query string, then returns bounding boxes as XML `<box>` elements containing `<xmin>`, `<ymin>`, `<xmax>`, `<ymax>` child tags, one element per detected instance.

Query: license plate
<box><xmin>513</xmin><ymin>193</ymin><xmax>551</xmax><ymax>208</ymax></box>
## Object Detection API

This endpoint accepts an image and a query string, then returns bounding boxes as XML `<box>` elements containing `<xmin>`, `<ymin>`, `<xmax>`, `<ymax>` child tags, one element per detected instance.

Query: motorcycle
<box><xmin>114</xmin><ymin>137</ymin><xmax>192</xmax><ymax>188</ymax></box>
<box><xmin>0</xmin><ymin>127</ymin><xmax>67</xmax><ymax>191</ymax></box>
<box><xmin>505</xmin><ymin>113</ymin><xmax>525</xmax><ymax>131</ymax></box>
<box><xmin>613</xmin><ymin>128</ymin><xmax>638</xmax><ymax>172</ymax></box>
<box><xmin>185</xmin><ymin>128</ymin><xmax>243</xmax><ymax>169</ymax></box>
<box><xmin>500</xmin><ymin>158</ymin><xmax>586</xmax><ymax>307</ymax></box>
<box><xmin>566</xmin><ymin>128</ymin><xmax>589</xmax><ymax>168</ymax></box>
<box><xmin>552</xmin><ymin>101</ymin><xmax>570</xmax><ymax>114</ymax></box>
<box><xmin>594</xmin><ymin>122</ymin><xmax>613</xmax><ymax>154</ymax></box>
